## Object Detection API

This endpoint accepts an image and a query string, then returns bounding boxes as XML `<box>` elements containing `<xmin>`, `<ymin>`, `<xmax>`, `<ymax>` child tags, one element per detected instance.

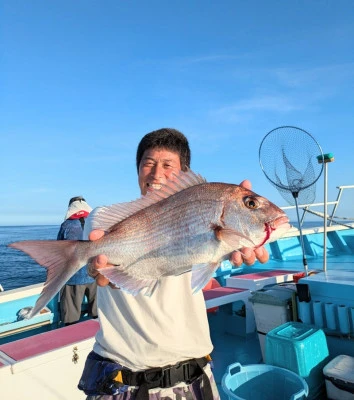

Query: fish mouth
<box><xmin>258</xmin><ymin>215</ymin><xmax>291</xmax><ymax>247</ymax></box>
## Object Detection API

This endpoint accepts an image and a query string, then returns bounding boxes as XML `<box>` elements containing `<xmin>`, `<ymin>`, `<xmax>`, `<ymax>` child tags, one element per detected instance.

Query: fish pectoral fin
<box><xmin>191</xmin><ymin>262</ymin><xmax>219</xmax><ymax>294</ymax></box>
<box><xmin>213</xmin><ymin>226</ymin><xmax>254</xmax><ymax>249</ymax></box>
<box><xmin>98</xmin><ymin>266</ymin><xmax>159</xmax><ymax>297</ymax></box>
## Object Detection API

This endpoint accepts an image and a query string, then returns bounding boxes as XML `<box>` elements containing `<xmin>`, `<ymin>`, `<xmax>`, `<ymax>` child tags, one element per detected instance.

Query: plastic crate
<box><xmin>265</xmin><ymin>321</ymin><xmax>329</xmax><ymax>399</ymax></box>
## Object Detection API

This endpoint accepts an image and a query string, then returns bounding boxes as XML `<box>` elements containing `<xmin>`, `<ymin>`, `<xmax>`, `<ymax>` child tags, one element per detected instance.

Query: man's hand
<box><xmin>88</xmin><ymin>230</ymin><xmax>115</xmax><ymax>287</ymax></box>
<box><xmin>229</xmin><ymin>179</ymin><xmax>270</xmax><ymax>267</ymax></box>
<box><xmin>230</xmin><ymin>246</ymin><xmax>269</xmax><ymax>267</ymax></box>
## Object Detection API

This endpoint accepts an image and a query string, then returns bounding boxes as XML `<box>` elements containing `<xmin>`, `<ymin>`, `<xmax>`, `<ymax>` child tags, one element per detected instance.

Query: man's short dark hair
<box><xmin>136</xmin><ymin>128</ymin><xmax>191</xmax><ymax>172</ymax></box>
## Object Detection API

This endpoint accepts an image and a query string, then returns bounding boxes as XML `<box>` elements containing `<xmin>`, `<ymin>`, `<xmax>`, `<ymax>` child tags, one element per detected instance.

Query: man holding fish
<box><xmin>77</xmin><ymin>128</ymin><xmax>284</xmax><ymax>400</ymax></box>
<box><xmin>10</xmin><ymin>127</ymin><xmax>289</xmax><ymax>399</ymax></box>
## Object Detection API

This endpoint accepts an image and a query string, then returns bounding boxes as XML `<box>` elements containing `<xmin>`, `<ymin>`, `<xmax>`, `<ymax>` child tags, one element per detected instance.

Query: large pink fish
<box><xmin>9</xmin><ymin>170</ymin><xmax>290</xmax><ymax>318</ymax></box>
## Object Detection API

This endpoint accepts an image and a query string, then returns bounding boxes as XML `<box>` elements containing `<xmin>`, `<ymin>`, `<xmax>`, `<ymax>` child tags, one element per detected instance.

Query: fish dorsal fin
<box><xmin>89</xmin><ymin>169</ymin><xmax>207</xmax><ymax>232</ymax></box>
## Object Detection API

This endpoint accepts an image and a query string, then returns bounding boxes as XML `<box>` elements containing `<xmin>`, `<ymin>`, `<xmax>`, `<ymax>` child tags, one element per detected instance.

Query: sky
<box><xmin>1</xmin><ymin>0</ymin><xmax>354</xmax><ymax>226</ymax></box>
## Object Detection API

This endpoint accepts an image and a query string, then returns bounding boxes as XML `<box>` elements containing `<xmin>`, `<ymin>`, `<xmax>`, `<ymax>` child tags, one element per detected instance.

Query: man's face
<box><xmin>138</xmin><ymin>148</ymin><xmax>182</xmax><ymax>195</ymax></box>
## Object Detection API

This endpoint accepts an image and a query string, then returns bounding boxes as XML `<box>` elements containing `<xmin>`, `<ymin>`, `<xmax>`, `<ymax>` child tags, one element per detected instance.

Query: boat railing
<box><xmin>280</xmin><ymin>185</ymin><xmax>354</xmax><ymax>228</ymax></box>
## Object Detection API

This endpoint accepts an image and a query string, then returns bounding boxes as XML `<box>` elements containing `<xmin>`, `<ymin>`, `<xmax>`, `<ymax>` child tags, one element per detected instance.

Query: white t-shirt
<box><xmin>84</xmin><ymin>211</ymin><xmax>213</xmax><ymax>371</ymax></box>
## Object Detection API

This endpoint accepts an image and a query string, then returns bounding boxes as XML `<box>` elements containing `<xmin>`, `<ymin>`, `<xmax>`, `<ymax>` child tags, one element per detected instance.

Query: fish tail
<box><xmin>8</xmin><ymin>240</ymin><xmax>90</xmax><ymax>318</ymax></box>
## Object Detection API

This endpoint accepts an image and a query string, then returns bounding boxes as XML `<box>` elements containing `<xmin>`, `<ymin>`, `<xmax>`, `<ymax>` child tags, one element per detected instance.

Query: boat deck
<box><xmin>1</xmin><ymin>218</ymin><xmax>353</xmax><ymax>399</ymax></box>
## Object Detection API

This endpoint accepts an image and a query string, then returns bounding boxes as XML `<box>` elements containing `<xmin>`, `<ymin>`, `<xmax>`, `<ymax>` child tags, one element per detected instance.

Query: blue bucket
<box><xmin>222</xmin><ymin>363</ymin><xmax>309</xmax><ymax>400</ymax></box>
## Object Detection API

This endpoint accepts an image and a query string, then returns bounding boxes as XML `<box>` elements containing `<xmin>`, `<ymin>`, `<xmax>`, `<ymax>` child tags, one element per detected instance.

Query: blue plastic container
<box><xmin>265</xmin><ymin>321</ymin><xmax>329</xmax><ymax>399</ymax></box>
<box><xmin>266</xmin><ymin>322</ymin><xmax>329</xmax><ymax>376</ymax></box>
<box><xmin>222</xmin><ymin>362</ymin><xmax>309</xmax><ymax>400</ymax></box>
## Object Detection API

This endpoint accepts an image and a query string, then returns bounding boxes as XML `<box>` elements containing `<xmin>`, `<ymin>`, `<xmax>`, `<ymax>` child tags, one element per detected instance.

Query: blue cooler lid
<box><xmin>272</xmin><ymin>321</ymin><xmax>318</xmax><ymax>341</ymax></box>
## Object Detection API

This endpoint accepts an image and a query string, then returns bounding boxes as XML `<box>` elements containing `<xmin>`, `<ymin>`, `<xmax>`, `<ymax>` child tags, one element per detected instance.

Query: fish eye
<box><xmin>244</xmin><ymin>196</ymin><xmax>259</xmax><ymax>209</ymax></box>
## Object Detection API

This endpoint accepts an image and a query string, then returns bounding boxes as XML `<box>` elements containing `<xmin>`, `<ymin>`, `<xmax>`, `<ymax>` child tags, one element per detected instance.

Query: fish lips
<box><xmin>259</xmin><ymin>215</ymin><xmax>291</xmax><ymax>247</ymax></box>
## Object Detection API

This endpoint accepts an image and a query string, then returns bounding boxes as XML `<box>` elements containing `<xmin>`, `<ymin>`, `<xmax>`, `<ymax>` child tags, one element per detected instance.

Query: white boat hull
<box><xmin>0</xmin><ymin>320</ymin><xmax>99</xmax><ymax>400</ymax></box>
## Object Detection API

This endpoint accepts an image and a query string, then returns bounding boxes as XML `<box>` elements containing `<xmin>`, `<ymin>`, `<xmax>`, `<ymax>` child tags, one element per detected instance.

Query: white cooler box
<box><xmin>323</xmin><ymin>355</ymin><xmax>354</xmax><ymax>400</ymax></box>
<box><xmin>249</xmin><ymin>284</ymin><xmax>296</xmax><ymax>361</ymax></box>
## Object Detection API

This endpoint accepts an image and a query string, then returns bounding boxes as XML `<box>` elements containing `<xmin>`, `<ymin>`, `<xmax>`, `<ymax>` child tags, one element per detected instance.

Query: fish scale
<box><xmin>111</xmin><ymin>200</ymin><xmax>224</xmax><ymax>276</ymax></box>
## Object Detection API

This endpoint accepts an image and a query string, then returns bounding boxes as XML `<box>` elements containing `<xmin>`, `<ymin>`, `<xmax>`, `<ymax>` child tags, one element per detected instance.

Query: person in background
<box><xmin>78</xmin><ymin>128</ymin><xmax>269</xmax><ymax>400</ymax></box>
<box><xmin>58</xmin><ymin>196</ymin><xmax>97</xmax><ymax>325</ymax></box>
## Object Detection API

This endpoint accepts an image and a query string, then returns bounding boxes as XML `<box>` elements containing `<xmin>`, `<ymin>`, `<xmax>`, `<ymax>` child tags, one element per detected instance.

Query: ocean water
<box><xmin>0</xmin><ymin>225</ymin><xmax>59</xmax><ymax>291</ymax></box>
<box><xmin>0</xmin><ymin>221</ymin><xmax>326</xmax><ymax>292</ymax></box>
